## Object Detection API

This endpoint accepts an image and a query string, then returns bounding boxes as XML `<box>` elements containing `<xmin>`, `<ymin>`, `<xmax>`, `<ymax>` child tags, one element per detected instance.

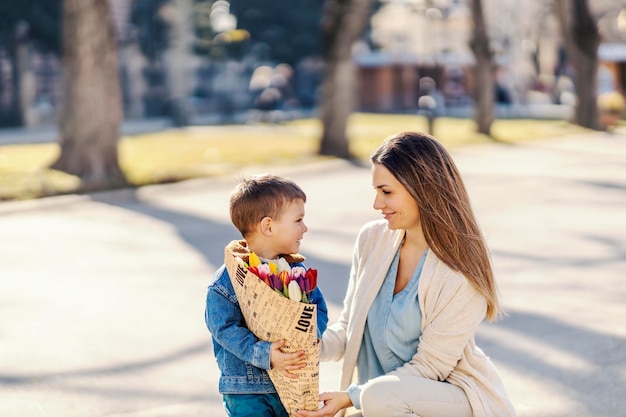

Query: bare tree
<box><xmin>468</xmin><ymin>0</ymin><xmax>495</xmax><ymax>136</ymax></box>
<box><xmin>554</xmin><ymin>0</ymin><xmax>601</xmax><ymax>130</ymax></box>
<box><xmin>51</xmin><ymin>0</ymin><xmax>127</xmax><ymax>189</ymax></box>
<box><xmin>318</xmin><ymin>0</ymin><xmax>373</xmax><ymax>158</ymax></box>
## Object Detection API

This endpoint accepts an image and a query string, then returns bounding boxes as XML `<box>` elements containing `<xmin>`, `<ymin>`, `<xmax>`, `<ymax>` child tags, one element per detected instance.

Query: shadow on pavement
<box><xmin>0</xmin><ymin>342</ymin><xmax>208</xmax><ymax>385</ymax></box>
<box><xmin>90</xmin><ymin>189</ymin><xmax>352</xmax><ymax>307</ymax></box>
<box><xmin>479</xmin><ymin>309</ymin><xmax>626</xmax><ymax>416</ymax></box>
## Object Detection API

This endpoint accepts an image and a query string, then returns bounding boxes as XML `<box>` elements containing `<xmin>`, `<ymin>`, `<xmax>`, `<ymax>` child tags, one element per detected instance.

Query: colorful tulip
<box><xmin>305</xmin><ymin>269</ymin><xmax>317</xmax><ymax>292</ymax></box>
<box><xmin>276</xmin><ymin>257</ymin><xmax>291</xmax><ymax>274</ymax></box>
<box><xmin>291</xmin><ymin>266</ymin><xmax>306</xmax><ymax>280</ymax></box>
<box><xmin>303</xmin><ymin>275</ymin><xmax>311</xmax><ymax>294</ymax></box>
<box><xmin>269</xmin><ymin>273</ymin><xmax>283</xmax><ymax>292</ymax></box>
<box><xmin>249</xmin><ymin>252</ymin><xmax>262</xmax><ymax>267</ymax></box>
<box><xmin>278</xmin><ymin>270</ymin><xmax>290</xmax><ymax>286</ymax></box>
<box><xmin>256</xmin><ymin>263</ymin><xmax>270</xmax><ymax>277</ymax></box>
<box><xmin>296</xmin><ymin>275</ymin><xmax>306</xmax><ymax>292</ymax></box>
<box><xmin>245</xmin><ymin>255</ymin><xmax>319</xmax><ymax>304</ymax></box>
<box><xmin>288</xmin><ymin>280</ymin><xmax>302</xmax><ymax>302</ymax></box>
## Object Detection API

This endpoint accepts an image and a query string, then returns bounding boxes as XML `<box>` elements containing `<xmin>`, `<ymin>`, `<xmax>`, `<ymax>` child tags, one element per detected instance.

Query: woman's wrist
<box><xmin>345</xmin><ymin>384</ymin><xmax>361</xmax><ymax>409</ymax></box>
<box><xmin>342</xmin><ymin>391</ymin><xmax>353</xmax><ymax>408</ymax></box>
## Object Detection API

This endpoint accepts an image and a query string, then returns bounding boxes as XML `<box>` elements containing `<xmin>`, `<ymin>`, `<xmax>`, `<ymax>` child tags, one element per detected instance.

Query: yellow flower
<box><xmin>249</xmin><ymin>252</ymin><xmax>262</xmax><ymax>267</ymax></box>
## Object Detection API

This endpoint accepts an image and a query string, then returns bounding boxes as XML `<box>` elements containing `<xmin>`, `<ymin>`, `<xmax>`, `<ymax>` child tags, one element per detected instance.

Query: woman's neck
<box><xmin>403</xmin><ymin>228</ymin><xmax>428</xmax><ymax>253</ymax></box>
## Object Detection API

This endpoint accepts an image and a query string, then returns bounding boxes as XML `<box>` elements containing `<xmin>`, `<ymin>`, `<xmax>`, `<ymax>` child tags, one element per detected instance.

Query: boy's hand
<box><xmin>270</xmin><ymin>339</ymin><xmax>307</xmax><ymax>379</ymax></box>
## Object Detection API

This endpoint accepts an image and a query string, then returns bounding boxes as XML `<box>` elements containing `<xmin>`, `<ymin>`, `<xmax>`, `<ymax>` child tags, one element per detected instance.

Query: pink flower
<box><xmin>291</xmin><ymin>266</ymin><xmax>306</xmax><ymax>281</ymax></box>
<box><xmin>256</xmin><ymin>263</ymin><xmax>271</xmax><ymax>279</ymax></box>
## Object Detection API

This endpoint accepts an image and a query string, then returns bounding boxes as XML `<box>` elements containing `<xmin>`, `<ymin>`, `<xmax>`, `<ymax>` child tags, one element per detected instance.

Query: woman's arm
<box><xmin>318</xmin><ymin>226</ymin><xmax>366</xmax><ymax>361</ymax></box>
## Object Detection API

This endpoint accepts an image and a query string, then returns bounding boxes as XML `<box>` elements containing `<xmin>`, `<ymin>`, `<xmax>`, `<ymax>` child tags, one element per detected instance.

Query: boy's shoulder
<box><xmin>289</xmin><ymin>260</ymin><xmax>306</xmax><ymax>268</ymax></box>
<box><xmin>209</xmin><ymin>264</ymin><xmax>230</xmax><ymax>287</ymax></box>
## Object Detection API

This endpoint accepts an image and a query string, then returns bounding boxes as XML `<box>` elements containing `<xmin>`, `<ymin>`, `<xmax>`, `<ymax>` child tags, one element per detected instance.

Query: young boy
<box><xmin>205</xmin><ymin>173</ymin><xmax>328</xmax><ymax>417</ymax></box>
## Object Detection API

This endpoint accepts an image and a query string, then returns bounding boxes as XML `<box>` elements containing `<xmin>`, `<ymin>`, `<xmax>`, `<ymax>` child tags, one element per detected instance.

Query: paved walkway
<box><xmin>0</xmin><ymin>118</ymin><xmax>173</xmax><ymax>146</ymax></box>
<box><xmin>0</xmin><ymin>111</ymin><xmax>295</xmax><ymax>146</ymax></box>
<box><xmin>0</xmin><ymin>129</ymin><xmax>625</xmax><ymax>417</ymax></box>
<box><xmin>0</xmin><ymin>105</ymin><xmax>569</xmax><ymax>146</ymax></box>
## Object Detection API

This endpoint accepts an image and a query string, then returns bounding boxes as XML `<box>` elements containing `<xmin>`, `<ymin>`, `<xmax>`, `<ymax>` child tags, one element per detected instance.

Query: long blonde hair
<box><xmin>371</xmin><ymin>132</ymin><xmax>502</xmax><ymax>320</ymax></box>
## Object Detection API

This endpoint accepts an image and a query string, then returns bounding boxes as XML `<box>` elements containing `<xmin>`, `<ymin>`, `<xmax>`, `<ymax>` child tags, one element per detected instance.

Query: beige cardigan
<box><xmin>320</xmin><ymin>220</ymin><xmax>515</xmax><ymax>417</ymax></box>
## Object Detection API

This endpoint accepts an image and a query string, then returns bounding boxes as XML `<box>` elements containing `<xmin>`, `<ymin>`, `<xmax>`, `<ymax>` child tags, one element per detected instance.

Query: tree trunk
<box><xmin>468</xmin><ymin>0</ymin><xmax>494</xmax><ymax>136</ymax></box>
<box><xmin>554</xmin><ymin>0</ymin><xmax>600</xmax><ymax>130</ymax></box>
<box><xmin>318</xmin><ymin>57</ymin><xmax>355</xmax><ymax>158</ymax></box>
<box><xmin>163</xmin><ymin>0</ymin><xmax>196</xmax><ymax>127</ymax></box>
<box><xmin>51</xmin><ymin>0</ymin><xmax>127</xmax><ymax>189</ymax></box>
<box><xmin>8</xmin><ymin>44</ymin><xmax>23</xmax><ymax>127</ymax></box>
<box><xmin>318</xmin><ymin>0</ymin><xmax>372</xmax><ymax>158</ymax></box>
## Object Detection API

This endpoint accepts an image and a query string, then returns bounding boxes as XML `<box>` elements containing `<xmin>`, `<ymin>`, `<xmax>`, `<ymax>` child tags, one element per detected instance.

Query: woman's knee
<box><xmin>359</xmin><ymin>375</ymin><xmax>471</xmax><ymax>417</ymax></box>
<box><xmin>360</xmin><ymin>376</ymin><xmax>402</xmax><ymax>416</ymax></box>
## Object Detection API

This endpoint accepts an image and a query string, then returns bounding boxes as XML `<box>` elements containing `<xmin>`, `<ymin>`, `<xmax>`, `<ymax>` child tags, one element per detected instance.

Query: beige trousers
<box><xmin>351</xmin><ymin>374</ymin><xmax>472</xmax><ymax>417</ymax></box>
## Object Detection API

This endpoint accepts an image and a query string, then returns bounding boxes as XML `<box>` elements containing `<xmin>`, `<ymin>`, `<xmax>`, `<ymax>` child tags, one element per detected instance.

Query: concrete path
<box><xmin>0</xmin><ymin>129</ymin><xmax>625</xmax><ymax>417</ymax></box>
<box><xmin>0</xmin><ymin>118</ymin><xmax>174</xmax><ymax>146</ymax></box>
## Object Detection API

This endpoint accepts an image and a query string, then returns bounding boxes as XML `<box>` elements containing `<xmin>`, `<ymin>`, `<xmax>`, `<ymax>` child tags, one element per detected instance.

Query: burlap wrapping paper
<box><xmin>224</xmin><ymin>247</ymin><xmax>320</xmax><ymax>415</ymax></box>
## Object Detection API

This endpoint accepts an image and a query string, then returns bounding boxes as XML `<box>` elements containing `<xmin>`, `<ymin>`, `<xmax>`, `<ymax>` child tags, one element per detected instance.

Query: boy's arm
<box><xmin>309</xmin><ymin>287</ymin><xmax>329</xmax><ymax>338</ymax></box>
<box><xmin>296</xmin><ymin>261</ymin><xmax>329</xmax><ymax>338</ymax></box>
<box><xmin>205</xmin><ymin>282</ymin><xmax>271</xmax><ymax>370</ymax></box>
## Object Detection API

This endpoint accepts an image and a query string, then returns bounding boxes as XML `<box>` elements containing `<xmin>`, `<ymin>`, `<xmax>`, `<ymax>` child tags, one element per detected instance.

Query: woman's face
<box><xmin>372</xmin><ymin>163</ymin><xmax>420</xmax><ymax>231</ymax></box>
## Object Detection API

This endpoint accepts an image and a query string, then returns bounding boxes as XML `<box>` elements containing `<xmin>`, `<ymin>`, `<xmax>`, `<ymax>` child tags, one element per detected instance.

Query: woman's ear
<box><xmin>260</xmin><ymin>216</ymin><xmax>273</xmax><ymax>236</ymax></box>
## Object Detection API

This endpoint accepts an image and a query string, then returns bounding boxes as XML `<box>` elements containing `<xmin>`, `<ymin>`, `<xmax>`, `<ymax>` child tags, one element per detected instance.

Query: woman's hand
<box><xmin>269</xmin><ymin>339</ymin><xmax>306</xmax><ymax>379</ymax></box>
<box><xmin>294</xmin><ymin>391</ymin><xmax>352</xmax><ymax>417</ymax></box>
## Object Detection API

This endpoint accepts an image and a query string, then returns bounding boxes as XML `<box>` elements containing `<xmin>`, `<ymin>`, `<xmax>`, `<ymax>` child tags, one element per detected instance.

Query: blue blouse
<box><xmin>347</xmin><ymin>248</ymin><xmax>427</xmax><ymax>409</ymax></box>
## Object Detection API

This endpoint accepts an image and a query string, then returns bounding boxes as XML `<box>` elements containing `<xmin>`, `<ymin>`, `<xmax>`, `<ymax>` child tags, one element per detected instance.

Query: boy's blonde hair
<box><xmin>229</xmin><ymin>173</ymin><xmax>306</xmax><ymax>238</ymax></box>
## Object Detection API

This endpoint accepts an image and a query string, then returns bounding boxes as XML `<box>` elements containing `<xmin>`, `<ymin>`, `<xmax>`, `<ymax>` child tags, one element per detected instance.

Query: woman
<box><xmin>295</xmin><ymin>132</ymin><xmax>515</xmax><ymax>417</ymax></box>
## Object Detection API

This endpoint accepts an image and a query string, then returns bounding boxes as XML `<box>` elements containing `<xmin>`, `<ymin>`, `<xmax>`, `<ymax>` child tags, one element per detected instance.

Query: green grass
<box><xmin>0</xmin><ymin>113</ymin><xmax>589</xmax><ymax>201</ymax></box>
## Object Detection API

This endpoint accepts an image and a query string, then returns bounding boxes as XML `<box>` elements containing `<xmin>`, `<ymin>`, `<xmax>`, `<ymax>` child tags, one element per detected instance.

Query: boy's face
<box><xmin>269</xmin><ymin>198</ymin><xmax>308</xmax><ymax>256</ymax></box>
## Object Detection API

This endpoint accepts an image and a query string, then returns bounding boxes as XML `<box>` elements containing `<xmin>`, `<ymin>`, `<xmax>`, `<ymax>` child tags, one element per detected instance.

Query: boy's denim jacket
<box><xmin>205</xmin><ymin>240</ymin><xmax>329</xmax><ymax>394</ymax></box>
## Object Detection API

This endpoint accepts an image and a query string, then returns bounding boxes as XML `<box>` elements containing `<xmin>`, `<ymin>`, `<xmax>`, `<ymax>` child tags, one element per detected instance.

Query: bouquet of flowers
<box><xmin>246</xmin><ymin>252</ymin><xmax>318</xmax><ymax>303</ymax></box>
<box><xmin>224</xmin><ymin>245</ymin><xmax>320</xmax><ymax>416</ymax></box>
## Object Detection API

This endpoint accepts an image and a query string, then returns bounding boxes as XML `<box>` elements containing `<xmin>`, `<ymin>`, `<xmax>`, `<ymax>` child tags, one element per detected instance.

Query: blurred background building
<box><xmin>1</xmin><ymin>0</ymin><xmax>626</xmax><ymax>128</ymax></box>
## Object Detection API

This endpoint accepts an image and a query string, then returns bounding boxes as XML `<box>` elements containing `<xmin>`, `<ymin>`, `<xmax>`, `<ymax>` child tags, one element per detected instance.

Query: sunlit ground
<box><xmin>1</xmin><ymin>129</ymin><xmax>624</xmax><ymax>416</ymax></box>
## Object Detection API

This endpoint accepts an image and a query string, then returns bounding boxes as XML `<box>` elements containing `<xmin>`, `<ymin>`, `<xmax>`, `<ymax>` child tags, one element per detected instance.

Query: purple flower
<box><xmin>269</xmin><ymin>274</ymin><xmax>283</xmax><ymax>292</ymax></box>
